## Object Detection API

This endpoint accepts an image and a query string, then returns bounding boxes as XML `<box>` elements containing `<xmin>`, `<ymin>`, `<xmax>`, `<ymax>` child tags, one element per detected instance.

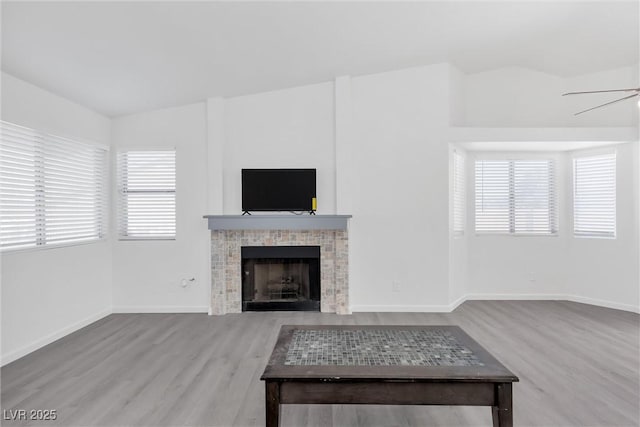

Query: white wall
<box><xmin>448</xmin><ymin>66</ymin><xmax>468</xmax><ymax>305</ymax></box>
<box><xmin>223</xmin><ymin>82</ymin><xmax>336</xmax><ymax>214</ymax></box>
<box><xmin>449</xmin><ymin>145</ymin><xmax>468</xmax><ymax>305</ymax></box>
<box><xmin>566</xmin><ymin>143</ymin><xmax>639</xmax><ymax>311</ymax></box>
<box><xmin>461</xmin><ymin>144</ymin><xmax>639</xmax><ymax>312</ymax></box>
<box><xmin>1</xmin><ymin>72</ymin><xmax>112</xmax><ymax>364</ymax></box>
<box><xmin>463</xmin><ymin>65</ymin><xmax>639</xmax><ymax>127</ymax></box>
<box><xmin>206</xmin><ymin>64</ymin><xmax>456</xmax><ymax>311</ymax></box>
<box><xmin>111</xmin><ymin>103</ymin><xmax>209</xmax><ymax>312</ymax></box>
<box><xmin>465</xmin><ymin>151</ymin><xmax>570</xmax><ymax>298</ymax></box>
<box><xmin>3</xmin><ymin>61</ymin><xmax>637</xmax><ymax>365</ymax></box>
<box><xmin>448</xmin><ymin>65</ymin><xmax>466</xmax><ymax>127</ymax></box>
<box><xmin>349</xmin><ymin>64</ymin><xmax>452</xmax><ymax>311</ymax></box>
<box><xmin>458</xmin><ymin>64</ymin><xmax>639</xmax><ymax>312</ymax></box>
<box><xmin>109</xmin><ymin>63</ymin><xmax>638</xmax><ymax>314</ymax></box>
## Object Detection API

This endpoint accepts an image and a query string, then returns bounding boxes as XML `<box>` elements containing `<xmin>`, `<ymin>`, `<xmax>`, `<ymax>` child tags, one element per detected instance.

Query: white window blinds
<box><xmin>573</xmin><ymin>153</ymin><xmax>616</xmax><ymax>238</ymax></box>
<box><xmin>475</xmin><ymin>159</ymin><xmax>556</xmax><ymax>235</ymax></box>
<box><xmin>475</xmin><ymin>160</ymin><xmax>510</xmax><ymax>234</ymax></box>
<box><xmin>0</xmin><ymin>121</ymin><xmax>108</xmax><ymax>250</ymax></box>
<box><xmin>117</xmin><ymin>150</ymin><xmax>176</xmax><ymax>239</ymax></box>
<box><xmin>453</xmin><ymin>150</ymin><xmax>465</xmax><ymax>236</ymax></box>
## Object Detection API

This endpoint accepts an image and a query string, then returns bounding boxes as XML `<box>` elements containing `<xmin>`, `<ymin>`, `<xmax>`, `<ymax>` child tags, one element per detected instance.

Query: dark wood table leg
<box><xmin>265</xmin><ymin>380</ymin><xmax>281</xmax><ymax>427</ymax></box>
<box><xmin>492</xmin><ymin>383</ymin><xmax>513</xmax><ymax>427</ymax></box>
<box><xmin>491</xmin><ymin>406</ymin><xmax>500</xmax><ymax>427</ymax></box>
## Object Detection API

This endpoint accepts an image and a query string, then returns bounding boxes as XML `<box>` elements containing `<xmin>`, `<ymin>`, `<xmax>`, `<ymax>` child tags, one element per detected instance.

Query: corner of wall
<box><xmin>447</xmin><ymin>64</ymin><xmax>466</xmax><ymax>127</ymax></box>
<box><xmin>1</xmin><ymin>73</ymin><xmax>114</xmax><ymax>365</ymax></box>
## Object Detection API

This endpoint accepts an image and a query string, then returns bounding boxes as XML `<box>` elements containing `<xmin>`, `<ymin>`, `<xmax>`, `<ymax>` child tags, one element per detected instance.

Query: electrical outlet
<box><xmin>392</xmin><ymin>281</ymin><xmax>401</xmax><ymax>292</ymax></box>
<box><xmin>528</xmin><ymin>272</ymin><xmax>536</xmax><ymax>283</ymax></box>
<box><xmin>179</xmin><ymin>277</ymin><xmax>196</xmax><ymax>288</ymax></box>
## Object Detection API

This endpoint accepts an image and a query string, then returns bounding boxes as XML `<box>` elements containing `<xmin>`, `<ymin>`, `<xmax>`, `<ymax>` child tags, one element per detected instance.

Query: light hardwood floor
<box><xmin>1</xmin><ymin>301</ymin><xmax>639</xmax><ymax>427</ymax></box>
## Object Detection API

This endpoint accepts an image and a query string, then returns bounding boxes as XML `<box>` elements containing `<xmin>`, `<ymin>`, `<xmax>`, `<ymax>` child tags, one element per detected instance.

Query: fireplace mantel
<box><xmin>204</xmin><ymin>214</ymin><xmax>351</xmax><ymax>231</ymax></box>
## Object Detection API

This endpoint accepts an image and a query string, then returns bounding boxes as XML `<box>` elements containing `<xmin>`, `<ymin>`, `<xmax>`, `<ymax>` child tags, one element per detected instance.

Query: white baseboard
<box><xmin>350</xmin><ymin>304</ymin><xmax>454</xmax><ymax>313</ymax></box>
<box><xmin>464</xmin><ymin>293</ymin><xmax>639</xmax><ymax>313</ymax></box>
<box><xmin>112</xmin><ymin>306</ymin><xmax>209</xmax><ymax>313</ymax></box>
<box><xmin>448</xmin><ymin>294</ymin><xmax>467</xmax><ymax>311</ymax></box>
<box><xmin>1</xmin><ymin>308</ymin><xmax>111</xmax><ymax>367</ymax></box>
<box><xmin>351</xmin><ymin>294</ymin><xmax>639</xmax><ymax>314</ymax></box>
<box><xmin>464</xmin><ymin>293</ymin><xmax>567</xmax><ymax>301</ymax></box>
<box><xmin>350</xmin><ymin>294</ymin><xmax>564</xmax><ymax>313</ymax></box>
<box><xmin>564</xmin><ymin>294</ymin><xmax>640</xmax><ymax>314</ymax></box>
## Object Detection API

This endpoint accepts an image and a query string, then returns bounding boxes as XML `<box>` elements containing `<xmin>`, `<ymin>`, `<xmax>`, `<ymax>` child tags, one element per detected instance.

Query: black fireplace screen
<box><xmin>241</xmin><ymin>246</ymin><xmax>320</xmax><ymax>311</ymax></box>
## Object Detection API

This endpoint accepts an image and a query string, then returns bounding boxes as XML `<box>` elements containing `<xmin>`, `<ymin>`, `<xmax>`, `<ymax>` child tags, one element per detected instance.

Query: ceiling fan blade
<box><xmin>563</xmin><ymin>88</ymin><xmax>640</xmax><ymax>96</ymax></box>
<box><xmin>574</xmin><ymin>93</ymin><xmax>639</xmax><ymax>115</ymax></box>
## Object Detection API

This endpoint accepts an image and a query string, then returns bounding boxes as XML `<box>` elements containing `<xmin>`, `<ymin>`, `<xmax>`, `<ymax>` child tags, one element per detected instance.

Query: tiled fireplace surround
<box><xmin>207</xmin><ymin>216</ymin><xmax>351</xmax><ymax>315</ymax></box>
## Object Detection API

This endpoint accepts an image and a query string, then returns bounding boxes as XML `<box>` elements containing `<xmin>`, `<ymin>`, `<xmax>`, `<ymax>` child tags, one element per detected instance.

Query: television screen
<box><xmin>242</xmin><ymin>169</ymin><xmax>316</xmax><ymax>212</ymax></box>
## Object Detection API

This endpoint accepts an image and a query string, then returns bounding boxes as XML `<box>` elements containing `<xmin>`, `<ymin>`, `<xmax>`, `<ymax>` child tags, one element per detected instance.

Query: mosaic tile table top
<box><xmin>262</xmin><ymin>325</ymin><xmax>519</xmax><ymax>382</ymax></box>
<box><xmin>284</xmin><ymin>329</ymin><xmax>483</xmax><ymax>367</ymax></box>
<box><xmin>261</xmin><ymin>325</ymin><xmax>519</xmax><ymax>427</ymax></box>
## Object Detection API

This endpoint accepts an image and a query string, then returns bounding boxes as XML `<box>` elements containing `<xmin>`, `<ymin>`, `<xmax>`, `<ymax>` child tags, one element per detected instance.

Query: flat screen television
<box><xmin>242</xmin><ymin>169</ymin><xmax>316</xmax><ymax>213</ymax></box>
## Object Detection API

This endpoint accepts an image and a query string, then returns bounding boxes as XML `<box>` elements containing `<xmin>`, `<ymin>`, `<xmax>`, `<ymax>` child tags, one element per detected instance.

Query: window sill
<box><xmin>475</xmin><ymin>233</ymin><xmax>559</xmax><ymax>237</ymax></box>
<box><xmin>1</xmin><ymin>238</ymin><xmax>108</xmax><ymax>254</ymax></box>
<box><xmin>118</xmin><ymin>236</ymin><xmax>176</xmax><ymax>241</ymax></box>
<box><xmin>574</xmin><ymin>234</ymin><xmax>616</xmax><ymax>240</ymax></box>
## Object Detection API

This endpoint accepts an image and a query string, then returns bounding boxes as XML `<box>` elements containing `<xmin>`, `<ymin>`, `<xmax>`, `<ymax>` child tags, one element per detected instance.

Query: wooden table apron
<box><xmin>261</xmin><ymin>325</ymin><xmax>518</xmax><ymax>427</ymax></box>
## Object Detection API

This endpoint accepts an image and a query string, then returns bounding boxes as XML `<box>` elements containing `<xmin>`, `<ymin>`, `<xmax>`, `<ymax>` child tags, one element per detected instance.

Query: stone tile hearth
<box><xmin>210</xmin><ymin>229</ymin><xmax>349</xmax><ymax>315</ymax></box>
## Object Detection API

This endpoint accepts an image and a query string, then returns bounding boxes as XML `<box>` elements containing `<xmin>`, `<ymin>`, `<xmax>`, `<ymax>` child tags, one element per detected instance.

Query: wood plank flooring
<box><xmin>1</xmin><ymin>301</ymin><xmax>639</xmax><ymax>426</ymax></box>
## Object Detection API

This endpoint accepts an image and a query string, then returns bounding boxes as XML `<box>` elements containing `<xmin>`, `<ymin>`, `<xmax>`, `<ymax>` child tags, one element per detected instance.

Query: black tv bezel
<box><xmin>241</xmin><ymin>168</ymin><xmax>316</xmax><ymax>213</ymax></box>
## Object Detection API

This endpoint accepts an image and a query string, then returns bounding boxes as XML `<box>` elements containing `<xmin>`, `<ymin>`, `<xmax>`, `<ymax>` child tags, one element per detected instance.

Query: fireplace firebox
<box><xmin>241</xmin><ymin>246</ymin><xmax>320</xmax><ymax>311</ymax></box>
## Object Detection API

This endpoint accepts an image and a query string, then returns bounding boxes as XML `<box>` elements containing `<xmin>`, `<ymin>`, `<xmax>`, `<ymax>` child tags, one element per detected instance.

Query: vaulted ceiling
<box><xmin>2</xmin><ymin>1</ymin><xmax>638</xmax><ymax>116</ymax></box>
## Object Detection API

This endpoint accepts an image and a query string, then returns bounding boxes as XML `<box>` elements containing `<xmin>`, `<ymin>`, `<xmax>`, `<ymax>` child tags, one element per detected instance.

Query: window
<box><xmin>0</xmin><ymin>121</ymin><xmax>108</xmax><ymax>250</ymax></box>
<box><xmin>117</xmin><ymin>150</ymin><xmax>176</xmax><ymax>239</ymax></box>
<box><xmin>475</xmin><ymin>159</ymin><xmax>557</xmax><ymax>235</ymax></box>
<box><xmin>452</xmin><ymin>149</ymin><xmax>465</xmax><ymax>236</ymax></box>
<box><xmin>573</xmin><ymin>153</ymin><xmax>616</xmax><ymax>238</ymax></box>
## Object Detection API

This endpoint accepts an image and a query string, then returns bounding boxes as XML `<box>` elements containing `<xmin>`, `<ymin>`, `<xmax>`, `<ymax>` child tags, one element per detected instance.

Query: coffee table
<box><xmin>261</xmin><ymin>325</ymin><xmax>519</xmax><ymax>427</ymax></box>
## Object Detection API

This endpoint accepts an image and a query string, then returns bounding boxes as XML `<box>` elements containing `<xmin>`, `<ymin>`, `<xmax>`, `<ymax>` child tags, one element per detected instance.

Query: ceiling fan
<box><xmin>562</xmin><ymin>87</ymin><xmax>640</xmax><ymax>115</ymax></box>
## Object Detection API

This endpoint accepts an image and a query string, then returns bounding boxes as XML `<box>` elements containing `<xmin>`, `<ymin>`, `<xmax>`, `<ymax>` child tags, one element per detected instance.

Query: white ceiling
<box><xmin>2</xmin><ymin>1</ymin><xmax>638</xmax><ymax>117</ymax></box>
